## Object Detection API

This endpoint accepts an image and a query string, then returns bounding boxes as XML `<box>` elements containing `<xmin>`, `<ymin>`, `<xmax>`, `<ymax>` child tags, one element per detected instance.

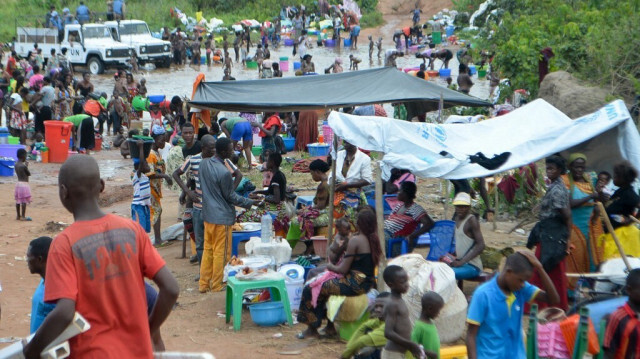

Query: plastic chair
<box><xmin>526</xmin><ymin>304</ymin><xmax>539</xmax><ymax>359</ymax></box>
<box><xmin>426</xmin><ymin>220</ymin><xmax>456</xmax><ymax>261</ymax></box>
<box><xmin>225</xmin><ymin>276</ymin><xmax>293</xmax><ymax>331</ymax></box>
<box><xmin>386</xmin><ymin>237</ymin><xmax>408</xmax><ymax>258</ymax></box>
<box><xmin>231</xmin><ymin>230</ymin><xmax>261</xmax><ymax>256</ymax></box>
<box><xmin>296</xmin><ymin>195</ymin><xmax>315</xmax><ymax>209</ymax></box>
<box><xmin>366</xmin><ymin>194</ymin><xmax>397</xmax><ymax>216</ymax></box>
<box><xmin>572</xmin><ymin>307</ymin><xmax>590</xmax><ymax>359</ymax></box>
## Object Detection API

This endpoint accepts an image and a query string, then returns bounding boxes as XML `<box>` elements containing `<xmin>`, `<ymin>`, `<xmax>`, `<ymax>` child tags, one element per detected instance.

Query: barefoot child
<box><xmin>342</xmin><ymin>292</ymin><xmax>391</xmax><ymax>359</ymax></box>
<box><xmin>368</xmin><ymin>35</ymin><xmax>374</xmax><ymax>59</ymax></box>
<box><xmin>411</xmin><ymin>292</ymin><xmax>444</xmax><ymax>359</ymax></box>
<box><xmin>466</xmin><ymin>252</ymin><xmax>560</xmax><ymax>359</ymax></box>
<box><xmin>349</xmin><ymin>54</ymin><xmax>361</xmax><ymax>71</ymax></box>
<box><xmin>15</xmin><ymin>148</ymin><xmax>32</xmax><ymax>221</ymax></box>
<box><xmin>376</xmin><ymin>37</ymin><xmax>383</xmax><ymax>58</ymax></box>
<box><xmin>307</xmin><ymin>218</ymin><xmax>351</xmax><ymax>278</ymax></box>
<box><xmin>383</xmin><ymin>265</ymin><xmax>425</xmax><ymax>359</ymax></box>
<box><xmin>132</xmin><ymin>140</ymin><xmax>152</xmax><ymax>233</ymax></box>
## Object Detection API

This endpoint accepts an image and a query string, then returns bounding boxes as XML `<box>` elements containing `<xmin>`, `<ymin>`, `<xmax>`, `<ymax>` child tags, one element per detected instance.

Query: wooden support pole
<box><xmin>493</xmin><ymin>180</ymin><xmax>498</xmax><ymax>231</ymax></box>
<box><xmin>596</xmin><ymin>202</ymin><xmax>632</xmax><ymax>271</ymax></box>
<box><xmin>442</xmin><ymin>180</ymin><xmax>448</xmax><ymax>220</ymax></box>
<box><xmin>375</xmin><ymin>156</ymin><xmax>387</xmax><ymax>288</ymax></box>
<box><xmin>327</xmin><ymin>135</ymin><xmax>338</xmax><ymax>244</ymax></box>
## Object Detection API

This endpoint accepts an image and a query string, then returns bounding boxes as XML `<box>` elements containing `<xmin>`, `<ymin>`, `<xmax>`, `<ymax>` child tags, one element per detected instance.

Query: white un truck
<box><xmin>105</xmin><ymin>20</ymin><xmax>172</xmax><ymax>68</ymax></box>
<box><xmin>15</xmin><ymin>23</ymin><xmax>133</xmax><ymax>74</ymax></box>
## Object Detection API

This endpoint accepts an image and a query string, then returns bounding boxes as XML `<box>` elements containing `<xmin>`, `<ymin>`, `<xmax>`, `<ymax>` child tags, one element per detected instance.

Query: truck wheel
<box><xmin>160</xmin><ymin>57</ymin><xmax>171</xmax><ymax>68</ymax></box>
<box><xmin>87</xmin><ymin>57</ymin><xmax>104</xmax><ymax>75</ymax></box>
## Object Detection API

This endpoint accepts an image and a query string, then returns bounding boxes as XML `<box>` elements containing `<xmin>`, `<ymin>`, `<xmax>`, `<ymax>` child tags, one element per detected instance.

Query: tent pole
<box><xmin>327</xmin><ymin>135</ymin><xmax>338</xmax><ymax>244</ymax></box>
<box><xmin>375</xmin><ymin>155</ymin><xmax>387</xmax><ymax>288</ymax></box>
<box><xmin>493</xmin><ymin>177</ymin><xmax>498</xmax><ymax>231</ymax></box>
<box><xmin>442</xmin><ymin>180</ymin><xmax>448</xmax><ymax>219</ymax></box>
<box><xmin>596</xmin><ymin>202</ymin><xmax>632</xmax><ymax>271</ymax></box>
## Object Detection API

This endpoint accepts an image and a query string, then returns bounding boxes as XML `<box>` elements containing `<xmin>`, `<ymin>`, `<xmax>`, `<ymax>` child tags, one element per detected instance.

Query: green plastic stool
<box><xmin>225</xmin><ymin>276</ymin><xmax>293</xmax><ymax>331</ymax></box>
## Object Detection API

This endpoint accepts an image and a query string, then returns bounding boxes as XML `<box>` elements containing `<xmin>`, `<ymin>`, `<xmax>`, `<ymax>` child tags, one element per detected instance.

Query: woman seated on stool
<box><xmin>237</xmin><ymin>152</ymin><xmax>291</xmax><ymax>234</ymax></box>
<box><xmin>291</xmin><ymin>159</ymin><xmax>331</xmax><ymax>253</ymax></box>
<box><xmin>383</xmin><ymin>182</ymin><xmax>434</xmax><ymax>257</ymax></box>
<box><xmin>449</xmin><ymin>192</ymin><xmax>485</xmax><ymax>280</ymax></box>
<box><xmin>297</xmin><ymin>208</ymin><xmax>382</xmax><ymax>339</ymax></box>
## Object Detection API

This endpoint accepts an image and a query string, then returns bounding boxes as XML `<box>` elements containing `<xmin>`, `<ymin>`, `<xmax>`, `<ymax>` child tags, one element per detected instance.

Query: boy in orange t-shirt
<box><xmin>23</xmin><ymin>155</ymin><xmax>179</xmax><ymax>359</ymax></box>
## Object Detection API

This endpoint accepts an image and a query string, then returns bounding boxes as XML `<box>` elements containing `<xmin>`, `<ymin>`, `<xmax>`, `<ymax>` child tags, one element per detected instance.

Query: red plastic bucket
<box><xmin>94</xmin><ymin>134</ymin><xmax>102</xmax><ymax>152</ymax></box>
<box><xmin>45</xmin><ymin>121</ymin><xmax>74</xmax><ymax>163</ymax></box>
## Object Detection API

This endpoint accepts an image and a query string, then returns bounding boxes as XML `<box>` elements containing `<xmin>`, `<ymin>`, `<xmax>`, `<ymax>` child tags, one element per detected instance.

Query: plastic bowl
<box><xmin>307</xmin><ymin>143</ymin><xmax>330</xmax><ymax>157</ymax></box>
<box><xmin>248</xmin><ymin>301</ymin><xmax>287</xmax><ymax>326</ymax></box>
<box><xmin>149</xmin><ymin>95</ymin><xmax>166</xmax><ymax>104</ymax></box>
<box><xmin>282</xmin><ymin>137</ymin><xmax>295</xmax><ymax>151</ymax></box>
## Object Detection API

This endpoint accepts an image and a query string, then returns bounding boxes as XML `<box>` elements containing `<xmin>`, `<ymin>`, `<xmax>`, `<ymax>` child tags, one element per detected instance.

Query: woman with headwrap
<box><xmin>561</xmin><ymin>153</ymin><xmax>605</xmax><ymax>287</ymax></box>
<box><xmin>527</xmin><ymin>155</ymin><xmax>571</xmax><ymax>310</ymax></box>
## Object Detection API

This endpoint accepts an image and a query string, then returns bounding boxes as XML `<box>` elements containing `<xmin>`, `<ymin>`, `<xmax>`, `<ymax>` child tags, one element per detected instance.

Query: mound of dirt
<box><xmin>538</xmin><ymin>71</ymin><xmax>610</xmax><ymax>119</ymax></box>
<box><xmin>99</xmin><ymin>184</ymin><xmax>133</xmax><ymax>207</ymax></box>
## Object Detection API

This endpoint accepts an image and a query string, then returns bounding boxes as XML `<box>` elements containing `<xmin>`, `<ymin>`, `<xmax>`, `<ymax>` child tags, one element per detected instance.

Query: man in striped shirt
<box><xmin>173</xmin><ymin>135</ymin><xmax>216</xmax><ymax>268</ymax></box>
<box><xmin>604</xmin><ymin>268</ymin><xmax>640</xmax><ymax>359</ymax></box>
<box><xmin>131</xmin><ymin>140</ymin><xmax>152</xmax><ymax>232</ymax></box>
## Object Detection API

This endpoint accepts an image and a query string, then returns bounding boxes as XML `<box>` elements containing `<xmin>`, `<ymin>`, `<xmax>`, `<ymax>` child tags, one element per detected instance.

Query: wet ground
<box><xmin>89</xmin><ymin>35</ymin><xmax>491</xmax><ymax>114</ymax></box>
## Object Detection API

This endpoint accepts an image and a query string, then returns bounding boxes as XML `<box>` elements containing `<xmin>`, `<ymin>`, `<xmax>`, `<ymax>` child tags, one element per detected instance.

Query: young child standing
<box><xmin>15</xmin><ymin>148</ymin><xmax>32</xmax><ymax>221</ymax></box>
<box><xmin>411</xmin><ymin>292</ymin><xmax>444</xmax><ymax>359</ymax></box>
<box><xmin>383</xmin><ymin>265</ymin><xmax>425</xmax><ymax>359</ymax></box>
<box><xmin>368</xmin><ymin>35</ymin><xmax>374</xmax><ymax>59</ymax></box>
<box><xmin>132</xmin><ymin>140</ymin><xmax>152</xmax><ymax>233</ymax></box>
<box><xmin>466</xmin><ymin>251</ymin><xmax>559</xmax><ymax>359</ymax></box>
<box><xmin>26</xmin><ymin>236</ymin><xmax>55</xmax><ymax>333</ymax></box>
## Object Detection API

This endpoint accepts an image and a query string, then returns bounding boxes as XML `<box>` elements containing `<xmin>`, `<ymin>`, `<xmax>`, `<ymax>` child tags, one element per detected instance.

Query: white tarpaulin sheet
<box><xmin>328</xmin><ymin>99</ymin><xmax>640</xmax><ymax>179</ymax></box>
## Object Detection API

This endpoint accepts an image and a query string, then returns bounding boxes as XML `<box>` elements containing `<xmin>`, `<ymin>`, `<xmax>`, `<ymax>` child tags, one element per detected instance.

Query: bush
<box><xmin>360</xmin><ymin>11</ymin><xmax>384</xmax><ymax>28</ymax></box>
<box><xmin>453</xmin><ymin>0</ymin><xmax>640</xmax><ymax>101</ymax></box>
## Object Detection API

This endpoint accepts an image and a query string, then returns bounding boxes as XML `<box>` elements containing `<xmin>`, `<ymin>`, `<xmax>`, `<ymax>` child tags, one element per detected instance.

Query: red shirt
<box><xmin>259</xmin><ymin>114</ymin><xmax>282</xmax><ymax>138</ymax></box>
<box><xmin>604</xmin><ymin>302</ymin><xmax>640</xmax><ymax>359</ymax></box>
<box><xmin>45</xmin><ymin>214</ymin><xmax>166</xmax><ymax>359</ymax></box>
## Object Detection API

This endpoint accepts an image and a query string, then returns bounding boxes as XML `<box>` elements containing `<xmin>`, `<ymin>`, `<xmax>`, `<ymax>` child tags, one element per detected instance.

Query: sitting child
<box><xmin>120</xmin><ymin>129</ymin><xmax>139</xmax><ymax>159</ymax></box>
<box><xmin>32</xmin><ymin>133</ymin><xmax>45</xmax><ymax>152</ymax></box>
<box><xmin>383</xmin><ymin>265</ymin><xmax>425</xmax><ymax>359</ymax></box>
<box><xmin>260</xmin><ymin>149</ymin><xmax>274</xmax><ymax>188</ymax></box>
<box><xmin>307</xmin><ymin>218</ymin><xmax>351</xmax><ymax>278</ymax></box>
<box><xmin>342</xmin><ymin>292</ymin><xmax>391</xmax><ymax>359</ymax></box>
<box><xmin>411</xmin><ymin>292</ymin><xmax>444</xmax><ymax>359</ymax></box>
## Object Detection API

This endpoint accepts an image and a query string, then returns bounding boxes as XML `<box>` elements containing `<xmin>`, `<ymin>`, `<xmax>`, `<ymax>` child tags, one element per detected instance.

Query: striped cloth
<box><xmin>132</xmin><ymin>172</ymin><xmax>151</xmax><ymax>206</ymax></box>
<box><xmin>179</xmin><ymin>154</ymin><xmax>203</xmax><ymax>209</ymax></box>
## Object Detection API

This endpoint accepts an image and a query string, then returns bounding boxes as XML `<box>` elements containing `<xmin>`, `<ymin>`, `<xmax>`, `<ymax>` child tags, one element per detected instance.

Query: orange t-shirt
<box><xmin>259</xmin><ymin>115</ymin><xmax>282</xmax><ymax>138</ymax></box>
<box><xmin>45</xmin><ymin>214</ymin><xmax>166</xmax><ymax>359</ymax></box>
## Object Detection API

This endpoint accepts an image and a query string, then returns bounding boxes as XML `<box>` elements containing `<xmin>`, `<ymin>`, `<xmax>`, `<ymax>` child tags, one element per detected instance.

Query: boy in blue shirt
<box><xmin>26</xmin><ymin>236</ymin><xmax>56</xmax><ymax>333</ymax></box>
<box><xmin>466</xmin><ymin>251</ymin><xmax>559</xmax><ymax>359</ymax></box>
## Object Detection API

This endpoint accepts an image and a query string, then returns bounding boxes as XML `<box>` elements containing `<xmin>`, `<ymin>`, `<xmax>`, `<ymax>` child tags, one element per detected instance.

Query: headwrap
<box><xmin>152</xmin><ymin>124</ymin><xmax>166</xmax><ymax>135</ymax></box>
<box><xmin>568</xmin><ymin>152</ymin><xmax>587</xmax><ymax>164</ymax></box>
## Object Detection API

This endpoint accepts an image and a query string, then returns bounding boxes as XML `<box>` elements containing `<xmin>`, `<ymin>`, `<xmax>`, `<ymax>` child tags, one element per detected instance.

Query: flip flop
<box><xmin>154</xmin><ymin>241</ymin><xmax>172</xmax><ymax>248</ymax></box>
<box><xmin>22</xmin><ymin>217</ymin><xmax>32</xmax><ymax>221</ymax></box>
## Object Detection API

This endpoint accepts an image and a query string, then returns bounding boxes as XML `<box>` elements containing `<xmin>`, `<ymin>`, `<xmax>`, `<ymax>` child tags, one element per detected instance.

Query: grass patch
<box><xmin>2</xmin><ymin>0</ymin><xmax>383</xmax><ymax>41</ymax></box>
<box><xmin>360</xmin><ymin>11</ymin><xmax>384</xmax><ymax>29</ymax></box>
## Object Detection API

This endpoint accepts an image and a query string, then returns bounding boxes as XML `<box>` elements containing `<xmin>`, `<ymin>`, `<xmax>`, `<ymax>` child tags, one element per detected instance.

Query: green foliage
<box><xmin>453</xmin><ymin>0</ymin><xmax>640</xmax><ymax>101</ymax></box>
<box><xmin>360</xmin><ymin>11</ymin><xmax>384</xmax><ymax>28</ymax></box>
<box><xmin>1</xmin><ymin>0</ymin><xmax>384</xmax><ymax>41</ymax></box>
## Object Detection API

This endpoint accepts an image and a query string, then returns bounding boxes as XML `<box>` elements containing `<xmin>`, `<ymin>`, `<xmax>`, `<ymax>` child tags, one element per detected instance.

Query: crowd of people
<box><xmin>1</xmin><ymin>2</ymin><xmax>639</xmax><ymax>359</ymax></box>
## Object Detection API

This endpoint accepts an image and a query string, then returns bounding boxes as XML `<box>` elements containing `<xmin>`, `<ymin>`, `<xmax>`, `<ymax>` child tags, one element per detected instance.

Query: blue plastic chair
<box><xmin>426</xmin><ymin>220</ymin><xmax>456</xmax><ymax>261</ymax></box>
<box><xmin>386</xmin><ymin>237</ymin><xmax>408</xmax><ymax>258</ymax></box>
<box><xmin>366</xmin><ymin>194</ymin><xmax>397</xmax><ymax>216</ymax></box>
<box><xmin>231</xmin><ymin>230</ymin><xmax>261</xmax><ymax>256</ymax></box>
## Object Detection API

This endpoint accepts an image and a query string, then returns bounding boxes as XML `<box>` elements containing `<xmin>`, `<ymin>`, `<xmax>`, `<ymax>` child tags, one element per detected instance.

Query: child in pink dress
<box><xmin>14</xmin><ymin>148</ymin><xmax>32</xmax><ymax>221</ymax></box>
